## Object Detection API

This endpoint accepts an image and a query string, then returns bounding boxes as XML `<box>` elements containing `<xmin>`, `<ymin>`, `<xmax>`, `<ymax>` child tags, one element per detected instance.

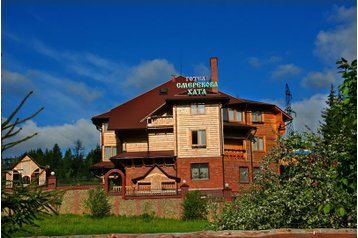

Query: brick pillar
<box><xmin>47</xmin><ymin>175</ymin><xmax>57</xmax><ymax>189</ymax></box>
<box><xmin>223</xmin><ymin>187</ymin><xmax>232</xmax><ymax>202</ymax></box>
<box><xmin>180</xmin><ymin>183</ymin><xmax>189</xmax><ymax>198</ymax></box>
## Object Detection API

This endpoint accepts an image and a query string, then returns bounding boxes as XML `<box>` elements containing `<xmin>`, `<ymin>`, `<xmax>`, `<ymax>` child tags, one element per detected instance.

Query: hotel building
<box><xmin>91</xmin><ymin>57</ymin><xmax>291</xmax><ymax>197</ymax></box>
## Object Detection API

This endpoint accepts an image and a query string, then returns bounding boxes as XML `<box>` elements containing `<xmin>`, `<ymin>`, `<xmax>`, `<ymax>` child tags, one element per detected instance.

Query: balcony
<box><xmin>224</xmin><ymin>149</ymin><xmax>246</xmax><ymax>160</ymax></box>
<box><xmin>147</xmin><ymin>115</ymin><xmax>173</xmax><ymax>128</ymax></box>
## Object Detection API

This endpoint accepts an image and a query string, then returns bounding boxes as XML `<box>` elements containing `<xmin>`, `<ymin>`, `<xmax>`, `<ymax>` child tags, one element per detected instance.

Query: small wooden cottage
<box><xmin>91</xmin><ymin>57</ymin><xmax>291</xmax><ymax>197</ymax></box>
<box><xmin>4</xmin><ymin>154</ymin><xmax>47</xmax><ymax>188</ymax></box>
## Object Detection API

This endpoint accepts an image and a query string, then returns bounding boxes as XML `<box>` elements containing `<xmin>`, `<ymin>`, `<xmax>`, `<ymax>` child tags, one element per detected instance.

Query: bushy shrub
<box><xmin>211</xmin><ymin>132</ymin><xmax>356</xmax><ymax>230</ymax></box>
<box><xmin>182</xmin><ymin>191</ymin><xmax>207</xmax><ymax>220</ymax></box>
<box><xmin>85</xmin><ymin>187</ymin><xmax>111</xmax><ymax>218</ymax></box>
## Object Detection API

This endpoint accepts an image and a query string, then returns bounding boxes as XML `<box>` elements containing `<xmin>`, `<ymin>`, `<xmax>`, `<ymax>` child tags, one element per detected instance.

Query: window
<box><xmin>159</xmin><ymin>87</ymin><xmax>168</xmax><ymax>95</ymax></box>
<box><xmin>104</xmin><ymin>146</ymin><xmax>117</xmax><ymax>159</ymax></box>
<box><xmin>239</xmin><ymin>167</ymin><xmax>249</xmax><ymax>183</ymax></box>
<box><xmin>252</xmin><ymin>111</ymin><xmax>262</xmax><ymax>122</ymax></box>
<box><xmin>223</xmin><ymin>108</ymin><xmax>243</xmax><ymax>122</ymax></box>
<box><xmin>191</xmin><ymin>103</ymin><xmax>205</xmax><ymax>114</ymax></box>
<box><xmin>191</xmin><ymin>163</ymin><xmax>209</xmax><ymax>180</ymax></box>
<box><xmin>223</xmin><ymin>108</ymin><xmax>228</xmax><ymax>121</ymax></box>
<box><xmin>236</xmin><ymin>111</ymin><xmax>243</xmax><ymax>121</ymax></box>
<box><xmin>192</xmin><ymin>129</ymin><xmax>206</xmax><ymax>148</ymax></box>
<box><xmin>228</xmin><ymin>109</ymin><xmax>235</xmax><ymax>121</ymax></box>
<box><xmin>253</xmin><ymin>137</ymin><xmax>264</xmax><ymax>151</ymax></box>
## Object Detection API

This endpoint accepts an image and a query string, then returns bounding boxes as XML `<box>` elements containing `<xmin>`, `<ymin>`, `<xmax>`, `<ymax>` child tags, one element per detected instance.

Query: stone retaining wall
<box><xmin>59</xmin><ymin>188</ymin><xmax>183</xmax><ymax>219</ymax></box>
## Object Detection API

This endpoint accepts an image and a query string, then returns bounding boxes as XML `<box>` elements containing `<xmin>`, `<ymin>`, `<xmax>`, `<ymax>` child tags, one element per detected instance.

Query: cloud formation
<box><xmin>122</xmin><ymin>59</ymin><xmax>176</xmax><ymax>92</ymax></box>
<box><xmin>292</xmin><ymin>94</ymin><xmax>327</xmax><ymax>132</ymax></box>
<box><xmin>301</xmin><ymin>69</ymin><xmax>339</xmax><ymax>89</ymax></box>
<box><xmin>272</xmin><ymin>64</ymin><xmax>301</xmax><ymax>80</ymax></box>
<box><xmin>314</xmin><ymin>5</ymin><xmax>357</xmax><ymax>63</ymax></box>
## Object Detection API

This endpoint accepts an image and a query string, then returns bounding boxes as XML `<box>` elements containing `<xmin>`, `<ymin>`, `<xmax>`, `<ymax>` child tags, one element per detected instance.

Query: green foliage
<box><xmin>320</xmin><ymin>58</ymin><xmax>357</xmax><ymax>218</ymax></box>
<box><xmin>182</xmin><ymin>191</ymin><xmax>208</xmax><ymax>220</ymax></box>
<box><xmin>211</xmin><ymin>58</ymin><xmax>357</xmax><ymax>231</ymax></box>
<box><xmin>211</xmin><ymin>132</ymin><xmax>356</xmax><ymax>230</ymax></box>
<box><xmin>1</xmin><ymin>185</ymin><xmax>63</xmax><ymax>237</ymax></box>
<box><xmin>85</xmin><ymin>187</ymin><xmax>111</xmax><ymax>218</ymax></box>
<box><xmin>14</xmin><ymin>214</ymin><xmax>209</xmax><ymax>236</ymax></box>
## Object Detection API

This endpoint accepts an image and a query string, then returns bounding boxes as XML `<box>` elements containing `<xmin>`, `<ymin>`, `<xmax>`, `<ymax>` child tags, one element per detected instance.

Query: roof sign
<box><xmin>176</xmin><ymin>76</ymin><xmax>218</xmax><ymax>96</ymax></box>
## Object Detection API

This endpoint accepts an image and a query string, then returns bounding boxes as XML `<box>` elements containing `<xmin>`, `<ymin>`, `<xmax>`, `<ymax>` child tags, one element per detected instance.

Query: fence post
<box><xmin>180</xmin><ymin>182</ymin><xmax>189</xmax><ymax>198</ymax></box>
<box><xmin>223</xmin><ymin>183</ymin><xmax>232</xmax><ymax>202</ymax></box>
<box><xmin>47</xmin><ymin>172</ymin><xmax>57</xmax><ymax>189</ymax></box>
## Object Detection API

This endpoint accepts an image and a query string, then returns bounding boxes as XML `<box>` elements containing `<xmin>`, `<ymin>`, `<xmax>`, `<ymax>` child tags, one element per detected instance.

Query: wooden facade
<box><xmin>4</xmin><ymin>154</ymin><xmax>47</xmax><ymax>188</ymax></box>
<box><xmin>91</xmin><ymin>57</ymin><xmax>291</xmax><ymax>196</ymax></box>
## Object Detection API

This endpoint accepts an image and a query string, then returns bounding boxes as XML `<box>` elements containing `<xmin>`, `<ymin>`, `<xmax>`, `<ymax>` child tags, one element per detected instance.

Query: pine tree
<box><xmin>85</xmin><ymin>145</ymin><xmax>102</xmax><ymax>178</ymax></box>
<box><xmin>52</xmin><ymin>144</ymin><xmax>63</xmax><ymax>173</ymax></box>
<box><xmin>320</xmin><ymin>84</ymin><xmax>339</xmax><ymax>140</ymax></box>
<box><xmin>72</xmin><ymin>140</ymin><xmax>85</xmax><ymax>179</ymax></box>
<box><xmin>62</xmin><ymin>149</ymin><xmax>73</xmax><ymax>180</ymax></box>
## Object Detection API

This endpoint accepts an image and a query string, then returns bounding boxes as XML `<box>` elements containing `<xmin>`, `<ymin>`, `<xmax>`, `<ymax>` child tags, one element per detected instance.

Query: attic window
<box><xmin>159</xmin><ymin>88</ymin><xmax>168</xmax><ymax>95</ymax></box>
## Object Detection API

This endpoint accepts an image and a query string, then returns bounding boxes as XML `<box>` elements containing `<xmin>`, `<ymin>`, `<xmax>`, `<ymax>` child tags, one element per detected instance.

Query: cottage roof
<box><xmin>92</xmin><ymin>76</ymin><xmax>292</xmax><ymax>130</ymax></box>
<box><xmin>6</xmin><ymin>153</ymin><xmax>45</xmax><ymax>171</ymax></box>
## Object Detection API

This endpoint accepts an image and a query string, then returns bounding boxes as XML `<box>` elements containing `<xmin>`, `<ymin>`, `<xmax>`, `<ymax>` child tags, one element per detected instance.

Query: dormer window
<box><xmin>159</xmin><ymin>88</ymin><xmax>168</xmax><ymax>95</ymax></box>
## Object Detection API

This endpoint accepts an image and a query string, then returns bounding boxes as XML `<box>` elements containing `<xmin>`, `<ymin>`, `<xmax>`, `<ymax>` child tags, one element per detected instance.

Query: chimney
<box><xmin>210</xmin><ymin>57</ymin><xmax>219</xmax><ymax>93</ymax></box>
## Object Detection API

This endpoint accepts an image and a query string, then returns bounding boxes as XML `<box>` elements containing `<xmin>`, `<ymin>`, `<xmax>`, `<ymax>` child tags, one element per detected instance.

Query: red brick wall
<box><xmin>177</xmin><ymin>156</ymin><xmax>224</xmax><ymax>189</ymax></box>
<box><xmin>224</xmin><ymin>158</ymin><xmax>267</xmax><ymax>192</ymax></box>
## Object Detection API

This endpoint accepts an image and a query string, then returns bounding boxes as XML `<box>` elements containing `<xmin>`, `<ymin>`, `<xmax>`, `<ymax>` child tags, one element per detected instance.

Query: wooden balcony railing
<box><xmin>147</xmin><ymin>115</ymin><xmax>173</xmax><ymax>128</ymax></box>
<box><xmin>123</xmin><ymin>184</ymin><xmax>177</xmax><ymax>196</ymax></box>
<box><xmin>224</xmin><ymin>149</ymin><xmax>246</xmax><ymax>160</ymax></box>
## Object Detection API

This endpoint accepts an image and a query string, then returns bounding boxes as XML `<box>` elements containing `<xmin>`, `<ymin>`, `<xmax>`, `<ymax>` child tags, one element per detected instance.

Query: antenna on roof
<box><xmin>285</xmin><ymin>82</ymin><xmax>295</xmax><ymax>134</ymax></box>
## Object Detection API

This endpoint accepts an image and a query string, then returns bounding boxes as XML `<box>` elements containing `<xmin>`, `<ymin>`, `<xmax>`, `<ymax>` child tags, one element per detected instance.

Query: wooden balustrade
<box><xmin>224</xmin><ymin>149</ymin><xmax>246</xmax><ymax>160</ymax></box>
<box><xmin>147</xmin><ymin>116</ymin><xmax>173</xmax><ymax>127</ymax></box>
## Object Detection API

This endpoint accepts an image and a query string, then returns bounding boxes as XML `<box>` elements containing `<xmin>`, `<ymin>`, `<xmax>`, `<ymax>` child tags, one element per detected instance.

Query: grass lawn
<box><xmin>14</xmin><ymin>214</ymin><xmax>209</xmax><ymax>237</ymax></box>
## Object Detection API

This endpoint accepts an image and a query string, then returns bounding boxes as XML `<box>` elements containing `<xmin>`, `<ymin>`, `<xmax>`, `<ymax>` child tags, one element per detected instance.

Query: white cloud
<box><xmin>272</xmin><ymin>64</ymin><xmax>301</xmax><ymax>79</ymax></box>
<box><xmin>122</xmin><ymin>59</ymin><xmax>176</xmax><ymax>91</ymax></box>
<box><xmin>291</xmin><ymin>94</ymin><xmax>327</xmax><ymax>132</ymax></box>
<box><xmin>314</xmin><ymin>5</ymin><xmax>357</xmax><ymax>63</ymax></box>
<box><xmin>301</xmin><ymin>69</ymin><xmax>339</xmax><ymax>89</ymax></box>
<box><xmin>2</xmin><ymin>119</ymin><xmax>100</xmax><ymax>157</ymax></box>
<box><xmin>193</xmin><ymin>64</ymin><xmax>210</xmax><ymax>76</ymax></box>
<box><xmin>2</xmin><ymin>70</ymin><xmax>36</xmax><ymax>96</ymax></box>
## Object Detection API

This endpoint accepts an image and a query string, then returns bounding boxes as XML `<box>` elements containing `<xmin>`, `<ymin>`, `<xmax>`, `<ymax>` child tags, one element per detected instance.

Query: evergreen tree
<box><xmin>72</xmin><ymin>140</ymin><xmax>85</xmax><ymax>179</ymax></box>
<box><xmin>85</xmin><ymin>145</ymin><xmax>102</xmax><ymax>178</ymax></box>
<box><xmin>52</xmin><ymin>144</ymin><xmax>63</xmax><ymax>173</ymax></box>
<box><xmin>320</xmin><ymin>84</ymin><xmax>339</xmax><ymax>140</ymax></box>
<box><xmin>62</xmin><ymin>148</ymin><xmax>73</xmax><ymax>180</ymax></box>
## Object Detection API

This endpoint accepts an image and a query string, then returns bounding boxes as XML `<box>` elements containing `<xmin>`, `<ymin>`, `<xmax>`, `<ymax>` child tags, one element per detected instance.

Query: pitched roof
<box><xmin>131</xmin><ymin>164</ymin><xmax>180</xmax><ymax>183</ymax></box>
<box><xmin>90</xmin><ymin>161</ymin><xmax>115</xmax><ymax>169</ymax></box>
<box><xmin>92</xmin><ymin>76</ymin><xmax>291</xmax><ymax>130</ymax></box>
<box><xmin>7</xmin><ymin>153</ymin><xmax>45</xmax><ymax>171</ymax></box>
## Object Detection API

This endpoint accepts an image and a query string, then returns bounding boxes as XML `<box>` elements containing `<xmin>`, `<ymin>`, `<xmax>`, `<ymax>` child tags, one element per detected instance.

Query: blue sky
<box><xmin>2</xmin><ymin>0</ymin><xmax>357</xmax><ymax>157</ymax></box>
